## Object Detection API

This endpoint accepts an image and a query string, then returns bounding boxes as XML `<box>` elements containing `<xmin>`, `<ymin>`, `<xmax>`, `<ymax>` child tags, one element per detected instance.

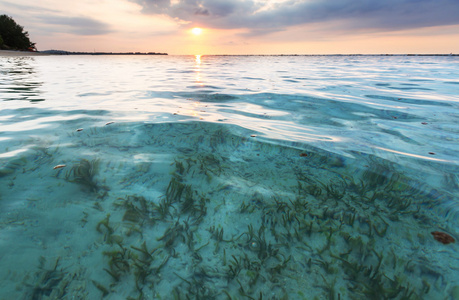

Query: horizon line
<box><xmin>37</xmin><ymin>50</ymin><xmax>458</xmax><ymax>56</ymax></box>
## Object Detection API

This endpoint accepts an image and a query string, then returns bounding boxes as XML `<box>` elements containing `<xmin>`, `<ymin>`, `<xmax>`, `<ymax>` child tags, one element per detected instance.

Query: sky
<box><xmin>1</xmin><ymin>0</ymin><xmax>459</xmax><ymax>55</ymax></box>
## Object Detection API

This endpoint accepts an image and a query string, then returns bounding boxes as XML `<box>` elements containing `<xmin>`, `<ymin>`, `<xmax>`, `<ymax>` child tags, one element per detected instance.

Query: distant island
<box><xmin>1</xmin><ymin>15</ymin><xmax>167</xmax><ymax>56</ymax></box>
<box><xmin>39</xmin><ymin>50</ymin><xmax>167</xmax><ymax>55</ymax></box>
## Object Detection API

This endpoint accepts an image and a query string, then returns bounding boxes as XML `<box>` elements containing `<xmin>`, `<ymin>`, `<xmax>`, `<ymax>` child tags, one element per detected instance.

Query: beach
<box><xmin>0</xmin><ymin>50</ymin><xmax>49</xmax><ymax>56</ymax></box>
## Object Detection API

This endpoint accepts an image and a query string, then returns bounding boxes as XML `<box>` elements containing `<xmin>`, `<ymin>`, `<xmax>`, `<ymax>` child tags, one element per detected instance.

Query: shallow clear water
<box><xmin>1</xmin><ymin>54</ymin><xmax>458</xmax><ymax>299</ymax></box>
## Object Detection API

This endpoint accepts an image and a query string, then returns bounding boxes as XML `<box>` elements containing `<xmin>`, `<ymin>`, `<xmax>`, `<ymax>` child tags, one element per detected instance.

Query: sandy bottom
<box><xmin>0</xmin><ymin>120</ymin><xmax>458</xmax><ymax>299</ymax></box>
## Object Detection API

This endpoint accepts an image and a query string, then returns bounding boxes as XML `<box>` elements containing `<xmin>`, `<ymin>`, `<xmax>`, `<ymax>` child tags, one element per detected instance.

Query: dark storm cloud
<box><xmin>38</xmin><ymin>16</ymin><xmax>112</xmax><ymax>35</ymax></box>
<box><xmin>131</xmin><ymin>0</ymin><xmax>459</xmax><ymax>34</ymax></box>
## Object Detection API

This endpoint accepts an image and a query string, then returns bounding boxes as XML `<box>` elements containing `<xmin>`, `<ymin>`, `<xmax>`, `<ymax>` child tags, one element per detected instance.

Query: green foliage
<box><xmin>0</xmin><ymin>14</ymin><xmax>36</xmax><ymax>50</ymax></box>
<box><xmin>65</xmin><ymin>158</ymin><xmax>101</xmax><ymax>192</ymax></box>
<box><xmin>24</xmin><ymin>257</ymin><xmax>67</xmax><ymax>299</ymax></box>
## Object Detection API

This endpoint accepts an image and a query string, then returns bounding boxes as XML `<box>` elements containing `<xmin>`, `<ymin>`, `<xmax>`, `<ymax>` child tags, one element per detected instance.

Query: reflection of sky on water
<box><xmin>0</xmin><ymin>55</ymin><xmax>459</xmax><ymax>299</ymax></box>
<box><xmin>1</xmin><ymin>55</ymin><xmax>459</xmax><ymax>169</ymax></box>
<box><xmin>0</xmin><ymin>57</ymin><xmax>45</xmax><ymax>103</ymax></box>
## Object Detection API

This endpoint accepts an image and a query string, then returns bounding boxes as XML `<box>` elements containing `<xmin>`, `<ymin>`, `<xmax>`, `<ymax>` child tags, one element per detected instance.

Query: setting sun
<box><xmin>191</xmin><ymin>27</ymin><xmax>203</xmax><ymax>35</ymax></box>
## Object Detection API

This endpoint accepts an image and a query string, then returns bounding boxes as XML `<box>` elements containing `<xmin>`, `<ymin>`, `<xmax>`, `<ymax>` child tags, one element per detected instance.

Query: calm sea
<box><xmin>1</xmin><ymin>55</ymin><xmax>458</xmax><ymax>299</ymax></box>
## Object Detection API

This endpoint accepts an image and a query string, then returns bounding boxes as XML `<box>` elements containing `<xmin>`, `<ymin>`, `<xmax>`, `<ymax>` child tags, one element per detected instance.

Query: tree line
<box><xmin>0</xmin><ymin>14</ymin><xmax>36</xmax><ymax>51</ymax></box>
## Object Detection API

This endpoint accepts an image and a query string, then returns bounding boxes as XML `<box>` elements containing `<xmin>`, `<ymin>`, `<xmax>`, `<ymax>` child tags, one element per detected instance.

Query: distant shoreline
<box><xmin>39</xmin><ymin>50</ymin><xmax>168</xmax><ymax>55</ymax></box>
<box><xmin>1</xmin><ymin>50</ymin><xmax>457</xmax><ymax>57</ymax></box>
<box><xmin>0</xmin><ymin>50</ymin><xmax>50</xmax><ymax>56</ymax></box>
<box><xmin>0</xmin><ymin>50</ymin><xmax>168</xmax><ymax>56</ymax></box>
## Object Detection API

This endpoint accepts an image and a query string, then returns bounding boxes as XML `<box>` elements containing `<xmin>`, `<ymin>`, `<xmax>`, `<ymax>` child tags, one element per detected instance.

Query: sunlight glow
<box><xmin>194</xmin><ymin>55</ymin><xmax>203</xmax><ymax>85</ymax></box>
<box><xmin>191</xmin><ymin>27</ymin><xmax>203</xmax><ymax>35</ymax></box>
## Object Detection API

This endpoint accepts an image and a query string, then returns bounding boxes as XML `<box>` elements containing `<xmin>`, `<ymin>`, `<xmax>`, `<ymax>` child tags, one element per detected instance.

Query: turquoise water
<box><xmin>1</xmin><ymin>55</ymin><xmax>458</xmax><ymax>299</ymax></box>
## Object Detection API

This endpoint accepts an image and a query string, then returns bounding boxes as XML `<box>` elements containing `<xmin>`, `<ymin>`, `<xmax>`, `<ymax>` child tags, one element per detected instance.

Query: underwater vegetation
<box><xmin>22</xmin><ymin>257</ymin><xmax>67</xmax><ymax>300</ymax></box>
<box><xmin>15</xmin><ymin>123</ymin><xmax>457</xmax><ymax>299</ymax></box>
<box><xmin>65</xmin><ymin>158</ymin><xmax>106</xmax><ymax>193</ymax></box>
<box><xmin>0</xmin><ymin>156</ymin><xmax>27</xmax><ymax>178</ymax></box>
<box><xmin>82</xmin><ymin>149</ymin><xmax>450</xmax><ymax>299</ymax></box>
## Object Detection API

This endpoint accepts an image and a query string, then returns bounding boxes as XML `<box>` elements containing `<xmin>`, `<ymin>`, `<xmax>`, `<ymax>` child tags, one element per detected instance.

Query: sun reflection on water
<box><xmin>194</xmin><ymin>54</ymin><xmax>203</xmax><ymax>86</ymax></box>
<box><xmin>195</xmin><ymin>54</ymin><xmax>201</xmax><ymax>65</ymax></box>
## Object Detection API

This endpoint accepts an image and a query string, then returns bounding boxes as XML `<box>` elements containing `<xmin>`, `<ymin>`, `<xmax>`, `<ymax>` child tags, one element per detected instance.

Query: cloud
<box><xmin>0</xmin><ymin>0</ymin><xmax>59</xmax><ymax>14</ymax></box>
<box><xmin>38</xmin><ymin>16</ymin><xmax>112</xmax><ymax>35</ymax></box>
<box><xmin>0</xmin><ymin>1</ymin><xmax>112</xmax><ymax>36</ymax></box>
<box><xmin>130</xmin><ymin>0</ymin><xmax>459</xmax><ymax>35</ymax></box>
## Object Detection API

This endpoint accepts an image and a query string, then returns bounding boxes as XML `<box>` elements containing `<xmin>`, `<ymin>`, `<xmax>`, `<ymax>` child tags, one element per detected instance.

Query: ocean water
<box><xmin>0</xmin><ymin>54</ymin><xmax>458</xmax><ymax>299</ymax></box>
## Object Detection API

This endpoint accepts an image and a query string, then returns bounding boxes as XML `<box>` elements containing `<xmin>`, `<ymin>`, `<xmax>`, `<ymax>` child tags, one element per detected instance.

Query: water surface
<box><xmin>1</xmin><ymin>55</ymin><xmax>458</xmax><ymax>299</ymax></box>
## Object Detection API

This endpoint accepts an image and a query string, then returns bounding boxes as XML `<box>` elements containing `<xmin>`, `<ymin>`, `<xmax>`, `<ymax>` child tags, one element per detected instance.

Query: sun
<box><xmin>191</xmin><ymin>27</ymin><xmax>203</xmax><ymax>35</ymax></box>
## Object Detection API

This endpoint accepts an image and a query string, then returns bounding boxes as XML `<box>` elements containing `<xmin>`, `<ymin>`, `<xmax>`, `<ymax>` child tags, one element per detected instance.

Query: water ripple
<box><xmin>1</xmin><ymin>55</ymin><xmax>459</xmax><ymax>299</ymax></box>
